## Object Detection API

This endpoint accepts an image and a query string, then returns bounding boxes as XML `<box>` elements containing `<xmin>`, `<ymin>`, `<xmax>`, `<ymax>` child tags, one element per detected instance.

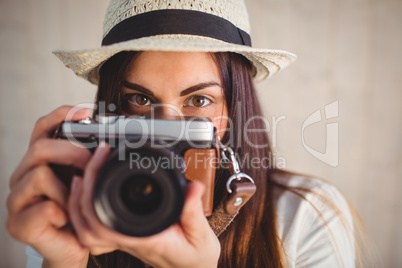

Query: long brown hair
<box><xmin>90</xmin><ymin>51</ymin><xmax>361</xmax><ymax>267</ymax></box>
<box><xmin>212</xmin><ymin>52</ymin><xmax>285</xmax><ymax>267</ymax></box>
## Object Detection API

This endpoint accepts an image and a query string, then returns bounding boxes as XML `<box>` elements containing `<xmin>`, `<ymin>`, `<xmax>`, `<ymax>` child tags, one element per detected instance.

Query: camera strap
<box><xmin>207</xmin><ymin>139</ymin><xmax>256</xmax><ymax>236</ymax></box>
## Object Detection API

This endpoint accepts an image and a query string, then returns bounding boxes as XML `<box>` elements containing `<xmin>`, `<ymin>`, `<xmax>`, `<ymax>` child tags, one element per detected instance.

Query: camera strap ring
<box><xmin>225</xmin><ymin>172</ymin><xmax>255</xmax><ymax>194</ymax></box>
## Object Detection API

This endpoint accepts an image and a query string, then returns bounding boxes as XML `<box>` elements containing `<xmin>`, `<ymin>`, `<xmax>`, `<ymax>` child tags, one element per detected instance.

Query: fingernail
<box><xmin>194</xmin><ymin>180</ymin><xmax>205</xmax><ymax>196</ymax></box>
<box><xmin>98</xmin><ymin>141</ymin><xmax>107</xmax><ymax>148</ymax></box>
<box><xmin>79</xmin><ymin>107</ymin><xmax>92</xmax><ymax>114</ymax></box>
<box><xmin>93</xmin><ymin>141</ymin><xmax>110</xmax><ymax>159</ymax></box>
<box><xmin>71</xmin><ymin>176</ymin><xmax>80</xmax><ymax>193</ymax></box>
<box><xmin>96</xmin><ymin>141</ymin><xmax>107</xmax><ymax>153</ymax></box>
<box><xmin>72</xmin><ymin>107</ymin><xmax>91</xmax><ymax>117</ymax></box>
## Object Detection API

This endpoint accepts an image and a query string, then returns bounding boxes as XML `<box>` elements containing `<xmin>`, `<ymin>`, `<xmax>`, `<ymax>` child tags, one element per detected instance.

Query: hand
<box><xmin>6</xmin><ymin>106</ymin><xmax>93</xmax><ymax>268</ymax></box>
<box><xmin>68</xmin><ymin>143</ymin><xmax>221</xmax><ymax>268</ymax></box>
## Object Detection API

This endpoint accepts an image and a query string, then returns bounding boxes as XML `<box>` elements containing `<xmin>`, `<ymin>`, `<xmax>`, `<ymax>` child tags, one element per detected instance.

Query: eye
<box><xmin>126</xmin><ymin>94</ymin><xmax>152</xmax><ymax>106</ymax></box>
<box><xmin>187</xmin><ymin>95</ymin><xmax>211</xmax><ymax>108</ymax></box>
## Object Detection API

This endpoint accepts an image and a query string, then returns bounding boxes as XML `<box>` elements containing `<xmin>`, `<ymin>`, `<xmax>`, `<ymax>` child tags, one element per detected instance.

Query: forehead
<box><xmin>125</xmin><ymin>51</ymin><xmax>221</xmax><ymax>88</ymax></box>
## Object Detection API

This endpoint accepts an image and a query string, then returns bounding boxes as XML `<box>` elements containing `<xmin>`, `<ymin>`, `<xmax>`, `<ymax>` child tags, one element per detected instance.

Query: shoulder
<box><xmin>270</xmin><ymin>170</ymin><xmax>356</xmax><ymax>268</ymax></box>
<box><xmin>271</xmin><ymin>171</ymin><xmax>351</xmax><ymax>215</ymax></box>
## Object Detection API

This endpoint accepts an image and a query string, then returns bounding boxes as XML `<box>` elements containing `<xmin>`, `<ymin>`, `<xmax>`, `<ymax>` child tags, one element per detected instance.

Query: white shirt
<box><xmin>272</xmin><ymin>174</ymin><xmax>355</xmax><ymax>267</ymax></box>
<box><xmin>26</xmin><ymin>175</ymin><xmax>355</xmax><ymax>267</ymax></box>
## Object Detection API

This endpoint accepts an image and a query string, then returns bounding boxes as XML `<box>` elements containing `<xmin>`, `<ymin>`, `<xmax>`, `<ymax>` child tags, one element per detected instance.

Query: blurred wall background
<box><xmin>1</xmin><ymin>0</ymin><xmax>400</xmax><ymax>267</ymax></box>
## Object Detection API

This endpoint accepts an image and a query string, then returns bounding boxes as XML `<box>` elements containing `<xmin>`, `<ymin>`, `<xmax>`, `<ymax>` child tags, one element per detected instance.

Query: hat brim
<box><xmin>53</xmin><ymin>34</ymin><xmax>296</xmax><ymax>85</ymax></box>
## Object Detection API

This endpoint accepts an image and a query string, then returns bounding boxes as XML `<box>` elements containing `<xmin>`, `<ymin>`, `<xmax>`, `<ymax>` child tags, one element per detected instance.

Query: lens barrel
<box><xmin>93</xmin><ymin>143</ymin><xmax>187</xmax><ymax>237</ymax></box>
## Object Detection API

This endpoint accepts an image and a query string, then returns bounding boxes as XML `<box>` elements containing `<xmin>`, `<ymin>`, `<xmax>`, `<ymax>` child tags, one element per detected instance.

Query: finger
<box><xmin>68</xmin><ymin>176</ymin><xmax>91</xmax><ymax>241</ymax></box>
<box><xmin>89</xmin><ymin>246</ymin><xmax>117</xmax><ymax>256</ymax></box>
<box><xmin>180</xmin><ymin>181</ymin><xmax>210</xmax><ymax>242</ymax></box>
<box><xmin>7</xmin><ymin>200</ymin><xmax>68</xmax><ymax>244</ymax></box>
<box><xmin>80</xmin><ymin>143</ymin><xmax>111</xmax><ymax>231</ymax></box>
<box><xmin>83</xmin><ymin>142</ymin><xmax>111</xmax><ymax>190</ymax></box>
<box><xmin>69</xmin><ymin>176</ymin><xmax>120</xmax><ymax>253</ymax></box>
<box><xmin>30</xmin><ymin>106</ymin><xmax>92</xmax><ymax>145</ymax></box>
<box><xmin>7</xmin><ymin>165</ymin><xmax>68</xmax><ymax>213</ymax></box>
<box><xmin>10</xmin><ymin>139</ymin><xmax>92</xmax><ymax>189</ymax></box>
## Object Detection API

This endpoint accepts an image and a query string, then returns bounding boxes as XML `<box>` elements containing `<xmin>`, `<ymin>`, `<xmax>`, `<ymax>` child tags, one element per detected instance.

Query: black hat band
<box><xmin>102</xmin><ymin>9</ymin><xmax>252</xmax><ymax>47</ymax></box>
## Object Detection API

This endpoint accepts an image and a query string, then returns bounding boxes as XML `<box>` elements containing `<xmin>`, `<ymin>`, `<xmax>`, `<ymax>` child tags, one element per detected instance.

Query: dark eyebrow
<box><xmin>180</xmin><ymin>82</ymin><xmax>221</xmax><ymax>96</ymax></box>
<box><xmin>123</xmin><ymin>81</ymin><xmax>221</xmax><ymax>96</ymax></box>
<box><xmin>123</xmin><ymin>81</ymin><xmax>155</xmax><ymax>96</ymax></box>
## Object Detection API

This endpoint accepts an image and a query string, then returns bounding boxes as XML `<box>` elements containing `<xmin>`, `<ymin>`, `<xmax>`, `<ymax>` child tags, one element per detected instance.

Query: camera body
<box><xmin>56</xmin><ymin>114</ymin><xmax>217</xmax><ymax>237</ymax></box>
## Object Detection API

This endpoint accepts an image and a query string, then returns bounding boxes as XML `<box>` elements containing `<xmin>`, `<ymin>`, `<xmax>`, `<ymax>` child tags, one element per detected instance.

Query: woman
<box><xmin>6</xmin><ymin>0</ymin><xmax>358</xmax><ymax>267</ymax></box>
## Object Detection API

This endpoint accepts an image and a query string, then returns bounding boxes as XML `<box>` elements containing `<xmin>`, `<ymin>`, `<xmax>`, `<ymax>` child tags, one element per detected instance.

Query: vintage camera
<box><xmin>56</xmin><ymin>114</ymin><xmax>217</xmax><ymax>237</ymax></box>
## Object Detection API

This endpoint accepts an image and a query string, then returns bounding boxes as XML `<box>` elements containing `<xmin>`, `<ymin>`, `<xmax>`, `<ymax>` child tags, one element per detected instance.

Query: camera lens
<box><xmin>120</xmin><ymin>175</ymin><xmax>163</xmax><ymax>215</ymax></box>
<box><xmin>93</xmin><ymin>143</ymin><xmax>187</xmax><ymax>237</ymax></box>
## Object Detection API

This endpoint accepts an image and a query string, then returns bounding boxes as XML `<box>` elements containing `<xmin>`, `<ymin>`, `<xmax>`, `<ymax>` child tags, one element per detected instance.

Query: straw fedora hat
<box><xmin>53</xmin><ymin>0</ymin><xmax>296</xmax><ymax>84</ymax></box>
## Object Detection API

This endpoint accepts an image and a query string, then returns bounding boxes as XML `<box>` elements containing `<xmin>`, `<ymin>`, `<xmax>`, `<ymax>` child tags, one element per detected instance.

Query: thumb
<box><xmin>179</xmin><ymin>181</ymin><xmax>210</xmax><ymax>241</ymax></box>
